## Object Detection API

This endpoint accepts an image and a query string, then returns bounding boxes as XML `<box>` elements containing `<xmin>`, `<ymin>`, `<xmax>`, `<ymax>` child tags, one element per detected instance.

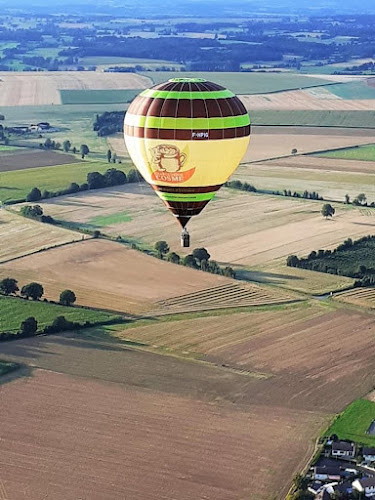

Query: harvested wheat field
<box><xmin>0</xmin><ymin>239</ymin><xmax>233</xmax><ymax>314</ymax></box>
<box><xmin>335</xmin><ymin>287</ymin><xmax>375</xmax><ymax>309</ymax></box>
<box><xmin>0</xmin><ymin>210</ymin><xmax>86</xmax><ymax>262</ymax></box>
<box><xmin>0</xmin><ymin>72</ymin><xmax>150</xmax><ymax>106</ymax></box>
<box><xmin>0</xmin><ymin>150</ymin><xmax>82</xmax><ymax>172</ymax></box>
<box><xmin>108</xmin><ymin>127</ymin><xmax>375</xmax><ymax>164</ymax></box>
<box><xmin>0</xmin><ymin>367</ymin><xmax>327</xmax><ymax>500</ymax></box>
<box><xmin>240</xmin><ymin>87</ymin><xmax>375</xmax><ymax>111</ymax></box>
<box><xmin>38</xmin><ymin>185</ymin><xmax>375</xmax><ymax>269</ymax></box>
<box><xmin>115</xmin><ymin>302</ymin><xmax>375</xmax><ymax>411</ymax></box>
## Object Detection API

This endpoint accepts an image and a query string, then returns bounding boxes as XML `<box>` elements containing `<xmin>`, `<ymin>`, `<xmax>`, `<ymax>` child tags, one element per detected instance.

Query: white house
<box><xmin>363</xmin><ymin>448</ymin><xmax>375</xmax><ymax>464</ymax></box>
<box><xmin>352</xmin><ymin>477</ymin><xmax>375</xmax><ymax>497</ymax></box>
<box><xmin>331</xmin><ymin>441</ymin><xmax>355</xmax><ymax>458</ymax></box>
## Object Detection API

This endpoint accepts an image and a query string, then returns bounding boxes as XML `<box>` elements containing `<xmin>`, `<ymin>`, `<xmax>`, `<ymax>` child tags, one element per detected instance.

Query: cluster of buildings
<box><xmin>306</xmin><ymin>441</ymin><xmax>375</xmax><ymax>499</ymax></box>
<box><xmin>6</xmin><ymin>122</ymin><xmax>57</xmax><ymax>135</ymax></box>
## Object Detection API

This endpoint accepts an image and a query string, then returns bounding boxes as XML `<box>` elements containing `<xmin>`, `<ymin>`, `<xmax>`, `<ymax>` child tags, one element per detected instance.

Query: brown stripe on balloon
<box><xmin>152</xmin><ymin>185</ymin><xmax>222</xmax><ymax>194</ymax></box>
<box><xmin>124</xmin><ymin>125</ymin><xmax>250</xmax><ymax>140</ymax></box>
<box><xmin>129</xmin><ymin>97</ymin><xmax>247</xmax><ymax>119</ymax></box>
<box><xmin>164</xmin><ymin>201</ymin><xmax>210</xmax><ymax>217</ymax></box>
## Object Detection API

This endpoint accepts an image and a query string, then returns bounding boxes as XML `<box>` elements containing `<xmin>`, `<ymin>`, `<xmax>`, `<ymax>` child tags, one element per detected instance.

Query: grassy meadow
<box><xmin>324</xmin><ymin>399</ymin><xmax>375</xmax><ymax>446</ymax></box>
<box><xmin>0</xmin><ymin>159</ymin><xmax>132</xmax><ymax>203</ymax></box>
<box><xmin>0</xmin><ymin>295</ymin><xmax>118</xmax><ymax>334</ymax></box>
<box><xmin>60</xmin><ymin>89</ymin><xmax>141</xmax><ymax>105</ymax></box>
<box><xmin>250</xmin><ymin>110</ymin><xmax>375</xmax><ymax>128</ymax></box>
<box><xmin>317</xmin><ymin>144</ymin><xmax>375</xmax><ymax>161</ymax></box>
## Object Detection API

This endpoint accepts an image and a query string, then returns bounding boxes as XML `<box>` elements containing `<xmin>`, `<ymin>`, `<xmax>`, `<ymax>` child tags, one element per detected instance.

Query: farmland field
<box><xmin>0</xmin><ymin>239</ymin><xmax>234</xmax><ymax>314</ymax></box>
<box><xmin>38</xmin><ymin>185</ymin><xmax>375</xmax><ymax>271</ymax></box>
<box><xmin>327</xmin><ymin>80</ymin><xmax>375</xmax><ymax>100</ymax></box>
<box><xmin>0</xmin><ymin>210</ymin><xmax>87</xmax><ymax>262</ymax></box>
<box><xmin>60</xmin><ymin>89</ymin><xmax>141</xmax><ymax>105</ymax></box>
<box><xmin>241</xmin><ymin>87</ymin><xmax>375</xmax><ymax>111</ymax></box>
<box><xmin>248</xmin><ymin>110</ymin><xmax>375</xmax><ymax>128</ymax></box>
<box><xmin>0</xmin><ymin>295</ymin><xmax>117</xmax><ymax>334</ymax></box>
<box><xmin>109</xmin><ymin>126</ymin><xmax>375</xmax><ymax>164</ymax></box>
<box><xmin>0</xmin><ymin>367</ymin><xmax>327</xmax><ymax>500</ymax></box>
<box><xmin>141</xmin><ymin>71</ymin><xmax>336</xmax><ymax>94</ymax></box>
<box><xmin>324</xmin><ymin>399</ymin><xmax>375</xmax><ymax>446</ymax></box>
<box><xmin>335</xmin><ymin>287</ymin><xmax>375</xmax><ymax>309</ymax></box>
<box><xmin>316</xmin><ymin>143</ymin><xmax>375</xmax><ymax>161</ymax></box>
<box><xmin>0</xmin><ymin>159</ymin><xmax>131</xmax><ymax>203</ymax></box>
<box><xmin>0</xmin><ymin>71</ymin><xmax>150</xmax><ymax>106</ymax></box>
<box><xmin>0</xmin><ymin>150</ymin><xmax>82</xmax><ymax>173</ymax></box>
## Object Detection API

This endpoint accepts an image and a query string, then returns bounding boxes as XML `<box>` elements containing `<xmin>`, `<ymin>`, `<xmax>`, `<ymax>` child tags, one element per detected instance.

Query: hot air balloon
<box><xmin>124</xmin><ymin>77</ymin><xmax>251</xmax><ymax>247</ymax></box>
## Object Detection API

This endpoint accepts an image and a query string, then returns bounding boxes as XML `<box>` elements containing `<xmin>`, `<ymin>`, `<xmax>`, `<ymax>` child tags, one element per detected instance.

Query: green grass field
<box><xmin>0</xmin><ymin>360</ymin><xmax>20</xmax><ymax>377</ymax></box>
<box><xmin>90</xmin><ymin>211</ymin><xmax>132</xmax><ymax>226</ymax></box>
<box><xmin>316</xmin><ymin>144</ymin><xmax>375</xmax><ymax>161</ymax></box>
<box><xmin>250</xmin><ymin>110</ymin><xmax>375</xmax><ymax>128</ymax></box>
<box><xmin>327</xmin><ymin>81</ymin><xmax>375</xmax><ymax>100</ymax></box>
<box><xmin>60</xmin><ymin>89</ymin><xmax>141</xmax><ymax>105</ymax></box>
<box><xmin>324</xmin><ymin>399</ymin><xmax>375</xmax><ymax>446</ymax></box>
<box><xmin>0</xmin><ymin>295</ymin><xmax>119</xmax><ymax>334</ymax></box>
<box><xmin>0</xmin><ymin>160</ymin><xmax>132</xmax><ymax>203</ymax></box>
<box><xmin>0</xmin><ymin>145</ymin><xmax>18</xmax><ymax>152</ymax></box>
<box><xmin>140</xmin><ymin>71</ymin><xmax>332</xmax><ymax>94</ymax></box>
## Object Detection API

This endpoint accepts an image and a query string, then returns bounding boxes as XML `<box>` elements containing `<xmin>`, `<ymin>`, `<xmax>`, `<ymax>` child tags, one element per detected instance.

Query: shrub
<box><xmin>26</xmin><ymin>187</ymin><xmax>42</xmax><ymax>202</ymax></box>
<box><xmin>0</xmin><ymin>277</ymin><xmax>19</xmax><ymax>295</ymax></box>
<box><xmin>19</xmin><ymin>316</ymin><xmax>38</xmax><ymax>336</ymax></box>
<box><xmin>59</xmin><ymin>289</ymin><xmax>76</xmax><ymax>306</ymax></box>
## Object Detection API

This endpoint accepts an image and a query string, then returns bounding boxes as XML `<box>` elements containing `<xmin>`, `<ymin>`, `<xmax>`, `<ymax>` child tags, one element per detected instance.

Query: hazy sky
<box><xmin>0</xmin><ymin>0</ymin><xmax>374</xmax><ymax>15</ymax></box>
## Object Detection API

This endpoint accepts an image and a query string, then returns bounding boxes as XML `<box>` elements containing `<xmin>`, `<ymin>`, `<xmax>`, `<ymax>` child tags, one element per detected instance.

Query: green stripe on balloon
<box><xmin>140</xmin><ymin>89</ymin><xmax>235</xmax><ymax>100</ymax></box>
<box><xmin>156</xmin><ymin>191</ymin><xmax>216</xmax><ymax>202</ymax></box>
<box><xmin>125</xmin><ymin>113</ymin><xmax>250</xmax><ymax>130</ymax></box>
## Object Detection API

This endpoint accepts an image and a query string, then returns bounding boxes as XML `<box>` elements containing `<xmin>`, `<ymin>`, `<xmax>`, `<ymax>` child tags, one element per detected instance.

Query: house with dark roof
<box><xmin>363</xmin><ymin>448</ymin><xmax>375</xmax><ymax>464</ymax></box>
<box><xmin>331</xmin><ymin>441</ymin><xmax>355</xmax><ymax>458</ymax></box>
<box><xmin>352</xmin><ymin>477</ymin><xmax>375</xmax><ymax>497</ymax></box>
<box><xmin>313</xmin><ymin>466</ymin><xmax>342</xmax><ymax>481</ymax></box>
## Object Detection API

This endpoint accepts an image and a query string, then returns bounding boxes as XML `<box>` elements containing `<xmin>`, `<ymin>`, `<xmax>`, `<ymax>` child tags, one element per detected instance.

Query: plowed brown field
<box><xmin>0</xmin><ymin>369</ymin><xmax>327</xmax><ymax>500</ymax></box>
<box><xmin>0</xmin><ymin>150</ymin><xmax>82</xmax><ymax>172</ymax></box>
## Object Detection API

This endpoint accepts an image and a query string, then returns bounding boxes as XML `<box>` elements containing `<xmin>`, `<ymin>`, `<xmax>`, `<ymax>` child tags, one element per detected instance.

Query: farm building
<box><xmin>331</xmin><ymin>441</ymin><xmax>356</xmax><ymax>458</ymax></box>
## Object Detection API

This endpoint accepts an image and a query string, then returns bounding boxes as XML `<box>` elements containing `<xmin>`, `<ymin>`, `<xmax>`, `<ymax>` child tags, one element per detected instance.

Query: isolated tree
<box><xmin>72</xmin><ymin>146</ymin><xmax>77</xmax><ymax>154</ymax></box>
<box><xmin>21</xmin><ymin>282</ymin><xmax>44</xmax><ymax>301</ymax></box>
<box><xmin>321</xmin><ymin>203</ymin><xmax>335</xmax><ymax>219</ymax></box>
<box><xmin>80</xmin><ymin>144</ymin><xmax>90</xmax><ymax>159</ymax></box>
<box><xmin>20</xmin><ymin>205</ymin><xmax>43</xmax><ymax>218</ymax></box>
<box><xmin>44</xmin><ymin>137</ymin><xmax>52</xmax><ymax>149</ymax></box>
<box><xmin>59</xmin><ymin>289</ymin><xmax>76</xmax><ymax>306</ymax></box>
<box><xmin>63</xmin><ymin>140</ymin><xmax>71</xmax><ymax>152</ymax></box>
<box><xmin>26</xmin><ymin>187</ymin><xmax>42</xmax><ymax>202</ymax></box>
<box><xmin>345</xmin><ymin>194</ymin><xmax>350</xmax><ymax>204</ymax></box>
<box><xmin>192</xmin><ymin>247</ymin><xmax>211</xmax><ymax>264</ymax></box>
<box><xmin>356</xmin><ymin>193</ymin><xmax>367</xmax><ymax>205</ymax></box>
<box><xmin>112</xmin><ymin>152</ymin><xmax>117</xmax><ymax>163</ymax></box>
<box><xmin>0</xmin><ymin>277</ymin><xmax>19</xmax><ymax>295</ymax></box>
<box><xmin>93</xmin><ymin>230</ymin><xmax>101</xmax><ymax>239</ymax></box>
<box><xmin>155</xmin><ymin>241</ymin><xmax>169</xmax><ymax>258</ymax></box>
<box><xmin>20</xmin><ymin>317</ymin><xmax>38</xmax><ymax>336</ymax></box>
<box><xmin>167</xmin><ymin>252</ymin><xmax>180</xmax><ymax>264</ymax></box>
<box><xmin>291</xmin><ymin>148</ymin><xmax>298</xmax><ymax>155</ymax></box>
<box><xmin>107</xmin><ymin>149</ymin><xmax>112</xmax><ymax>163</ymax></box>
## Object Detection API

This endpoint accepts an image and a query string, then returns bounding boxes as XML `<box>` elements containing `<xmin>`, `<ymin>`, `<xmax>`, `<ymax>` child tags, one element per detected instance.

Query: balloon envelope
<box><xmin>124</xmin><ymin>77</ymin><xmax>251</xmax><ymax>228</ymax></box>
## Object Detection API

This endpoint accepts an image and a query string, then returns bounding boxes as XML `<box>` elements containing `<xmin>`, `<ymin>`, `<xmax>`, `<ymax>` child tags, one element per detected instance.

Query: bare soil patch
<box><xmin>0</xmin><ymin>368</ymin><xmax>326</xmax><ymax>500</ymax></box>
<box><xmin>0</xmin><ymin>150</ymin><xmax>82</xmax><ymax>172</ymax></box>
<box><xmin>0</xmin><ymin>239</ymin><xmax>230</xmax><ymax>314</ymax></box>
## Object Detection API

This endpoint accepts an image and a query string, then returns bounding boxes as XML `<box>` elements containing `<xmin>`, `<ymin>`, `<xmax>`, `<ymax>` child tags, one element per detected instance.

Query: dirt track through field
<box><xmin>0</xmin><ymin>72</ymin><xmax>150</xmax><ymax>106</ymax></box>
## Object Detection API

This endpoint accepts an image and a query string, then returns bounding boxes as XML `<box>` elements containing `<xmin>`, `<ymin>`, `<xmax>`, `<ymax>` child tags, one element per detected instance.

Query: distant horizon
<box><xmin>1</xmin><ymin>0</ymin><xmax>375</xmax><ymax>16</ymax></box>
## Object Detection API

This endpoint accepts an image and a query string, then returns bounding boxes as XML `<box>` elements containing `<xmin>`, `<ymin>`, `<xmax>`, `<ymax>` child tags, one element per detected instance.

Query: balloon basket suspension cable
<box><xmin>181</xmin><ymin>228</ymin><xmax>190</xmax><ymax>248</ymax></box>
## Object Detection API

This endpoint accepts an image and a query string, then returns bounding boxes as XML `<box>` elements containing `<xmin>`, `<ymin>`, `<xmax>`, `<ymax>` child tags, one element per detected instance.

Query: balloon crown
<box><xmin>168</xmin><ymin>78</ymin><xmax>207</xmax><ymax>83</ymax></box>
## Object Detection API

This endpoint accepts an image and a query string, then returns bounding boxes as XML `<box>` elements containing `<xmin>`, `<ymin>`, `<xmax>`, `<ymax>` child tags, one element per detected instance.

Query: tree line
<box><xmin>154</xmin><ymin>242</ymin><xmax>236</xmax><ymax>278</ymax></box>
<box><xmin>286</xmin><ymin>235</ymin><xmax>375</xmax><ymax>286</ymax></box>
